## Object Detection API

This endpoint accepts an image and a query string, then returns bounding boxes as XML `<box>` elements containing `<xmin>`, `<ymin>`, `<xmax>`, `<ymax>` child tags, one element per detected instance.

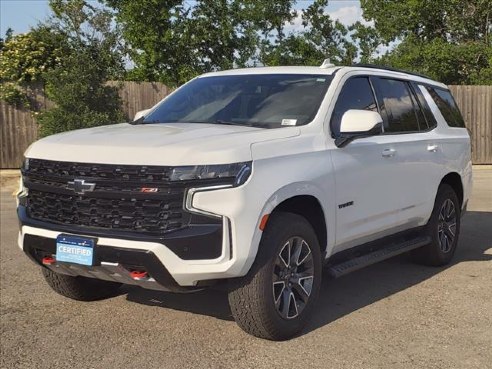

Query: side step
<box><xmin>327</xmin><ymin>236</ymin><xmax>431</xmax><ymax>278</ymax></box>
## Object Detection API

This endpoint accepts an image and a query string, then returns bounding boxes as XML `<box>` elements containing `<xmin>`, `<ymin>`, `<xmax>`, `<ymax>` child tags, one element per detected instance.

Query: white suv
<box><xmin>17</xmin><ymin>64</ymin><xmax>472</xmax><ymax>340</ymax></box>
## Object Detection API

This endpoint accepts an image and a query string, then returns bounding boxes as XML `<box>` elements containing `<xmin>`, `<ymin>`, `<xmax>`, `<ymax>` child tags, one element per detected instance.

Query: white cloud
<box><xmin>284</xmin><ymin>12</ymin><xmax>305</xmax><ymax>34</ymax></box>
<box><xmin>330</xmin><ymin>6</ymin><xmax>361</xmax><ymax>26</ymax></box>
<box><xmin>284</xmin><ymin>5</ymin><xmax>373</xmax><ymax>34</ymax></box>
<box><xmin>329</xmin><ymin>5</ymin><xmax>374</xmax><ymax>27</ymax></box>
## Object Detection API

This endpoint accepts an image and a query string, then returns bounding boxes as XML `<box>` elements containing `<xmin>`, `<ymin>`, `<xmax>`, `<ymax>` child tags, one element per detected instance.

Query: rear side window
<box><xmin>425</xmin><ymin>87</ymin><xmax>465</xmax><ymax>128</ymax></box>
<box><xmin>408</xmin><ymin>86</ymin><xmax>427</xmax><ymax>130</ymax></box>
<box><xmin>412</xmin><ymin>83</ymin><xmax>437</xmax><ymax>129</ymax></box>
<box><xmin>330</xmin><ymin>77</ymin><xmax>378</xmax><ymax>137</ymax></box>
<box><xmin>373</xmin><ymin>78</ymin><xmax>420</xmax><ymax>133</ymax></box>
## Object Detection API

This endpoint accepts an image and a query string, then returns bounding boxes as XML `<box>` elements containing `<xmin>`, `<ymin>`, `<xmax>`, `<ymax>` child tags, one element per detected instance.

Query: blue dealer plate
<box><xmin>56</xmin><ymin>235</ymin><xmax>95</xmax><ymax>266</ymax></box>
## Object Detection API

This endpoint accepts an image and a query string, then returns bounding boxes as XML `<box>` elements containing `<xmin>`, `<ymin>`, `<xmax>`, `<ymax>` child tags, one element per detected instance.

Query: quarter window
<box><xmin>425</xmin><ymin>87</ymin><xmax>465</xmax><ymax>128</ymax></box>
<box><xmin>330</xmin><ymin>77</ymin><xmax>378</xmax><ymax>137</ymax></box>
<box><xmin>374</xmin><ymin>78</ymin><xmax>420</xmax><ymax>133</ymax></box>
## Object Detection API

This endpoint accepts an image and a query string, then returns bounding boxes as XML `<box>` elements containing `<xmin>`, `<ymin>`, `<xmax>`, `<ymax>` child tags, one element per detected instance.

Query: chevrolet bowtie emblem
<box><xmin>67</xmin><ymin>179</ymin><xmax>96</xmax><ymax>194</ymax></box>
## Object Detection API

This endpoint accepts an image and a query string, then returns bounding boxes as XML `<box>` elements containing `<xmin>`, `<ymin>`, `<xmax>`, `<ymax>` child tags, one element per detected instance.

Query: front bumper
<box><xmin>19</xmin><ymin>206</ymin><xmax>239</xmax><ymax>288</ymax></box>
<box><xmin>17</xmin><ymin>164</ymin><xmax>271</xmax><ymax>288</ymax></box>
<box><xmin>23</xmin><ymin>234</ymin><xmax>193</xmax><ymax>292</ymax></box>
<box><xmin>18</xmin><ymin>206</ymin><xmax>224</xmax><ymax>260</ymax></box>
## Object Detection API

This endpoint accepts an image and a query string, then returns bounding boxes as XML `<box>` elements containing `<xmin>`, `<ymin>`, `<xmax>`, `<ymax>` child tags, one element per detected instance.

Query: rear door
<box><xmin>418</xmin><ymin>84</ymin><xmax>472</xmax><ymax>212</ymax></box>
<box><xmin>371</xmin><ymin>77</ymin><xmax>442</xmax><ymax>228</ymax></box>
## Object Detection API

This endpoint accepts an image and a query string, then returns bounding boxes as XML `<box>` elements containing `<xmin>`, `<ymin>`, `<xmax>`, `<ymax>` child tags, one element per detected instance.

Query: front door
<box><xmin>331</xmin><ymin>135</ymin><xmax>404</xmax><ymax>250</ymax></box>
<box><xmin>329</xmin><ymin>76</ymin><xmax>405</xmax><ymax>251</ymax></box>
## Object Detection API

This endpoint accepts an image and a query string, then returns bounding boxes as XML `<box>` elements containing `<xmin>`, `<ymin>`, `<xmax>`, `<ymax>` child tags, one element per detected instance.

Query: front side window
<box><xmin>330</xmin><ymin>77</ymin><xmax>378</xmax><ymax>137</ymax></box>
<box><xmin>143</xmin><ymin>74</ymin><xmax>333</xmax><ymax>128</ymax></box>
<box><xmin>374</xmin><ymin>78</ymin><xmax>420</xmax><ymax>133</ymax></box>
<box><xmin>425</xmin><ymin>86</ymin><xmax>465</xmax><ymax>128</ymax></box>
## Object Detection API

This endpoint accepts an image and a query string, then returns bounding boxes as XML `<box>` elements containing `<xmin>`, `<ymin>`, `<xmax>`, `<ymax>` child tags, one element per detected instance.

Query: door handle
<box><xmin>382</xmin><ymin>148</ymin><xmax>396</xmax><ymax>157</ymax></box>
<box><xmin>427</xmin><ymin>144</ymin><xmax>438</xmax><ymax>152</ymax></box>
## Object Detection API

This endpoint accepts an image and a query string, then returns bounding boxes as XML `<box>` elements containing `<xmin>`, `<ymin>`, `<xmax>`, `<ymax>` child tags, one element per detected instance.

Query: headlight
<box><xmin>16</xmin><ymin>175</ymin><xmax>28</xmax><ymax>206</ymax></box>
<box><xmin>22</xmin><ymin>157</ymin><xmax>30</xmax><ymax>171</ymax></box>
<box><xmin>169</xmin><ymin>162</ymin><xmax>251</xmax><ymax>186</ymax></box>
<box><xmin>17</xmin><ymin>158</ymin><xmax>30</xmax><ymax>206</ymax></box>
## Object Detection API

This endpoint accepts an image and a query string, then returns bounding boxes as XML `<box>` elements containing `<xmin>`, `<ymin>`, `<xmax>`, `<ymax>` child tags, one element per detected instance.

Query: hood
<box><xmin>25</xmin><ymin>123</ymin><xmax>300</xmax><ymax>165</ymax></box>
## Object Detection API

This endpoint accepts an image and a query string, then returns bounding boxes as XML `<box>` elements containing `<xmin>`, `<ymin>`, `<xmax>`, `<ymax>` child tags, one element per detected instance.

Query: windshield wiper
<box><xmin>211</xmin><ymin>120</ymin><xmax>270</xmax><ymax>128</ymax></box>
<box><xmin>190</xmin><ymin>120</ymin><xmax>254</xmax><ymax>127</ymax></box>
<box><xmin>214</xmin><ymin>119</ymin><xmax>246</xmax><ymax>126</ymax></box>
<box><xmin>129</xmin><ymin>118</ymin><xmax>269</xmax><ymax>128</ymax></box>
<box><xmin>129</xmin><ymin>116</ymin><xmax>145</xmax><ymax>125</ymax></box>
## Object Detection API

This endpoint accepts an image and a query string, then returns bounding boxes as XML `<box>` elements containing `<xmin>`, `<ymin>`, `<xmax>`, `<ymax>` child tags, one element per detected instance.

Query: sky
<box><xmin>0</xmin><ymin>0</ymin><xmax>366</xmax><ymax>37</ymax></box>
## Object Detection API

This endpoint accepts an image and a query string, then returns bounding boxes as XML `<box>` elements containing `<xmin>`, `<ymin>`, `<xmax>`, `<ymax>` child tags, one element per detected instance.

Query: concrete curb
<box><xmin>0</xmin><ymin>169</ymin><xmax>20</xmax><ymax>177</ymax></box>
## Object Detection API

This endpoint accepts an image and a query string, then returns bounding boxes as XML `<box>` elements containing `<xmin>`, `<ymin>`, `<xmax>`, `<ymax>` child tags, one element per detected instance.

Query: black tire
<box><xmin>228</xmin><ymin>212</ymin><xmax>322</xmax><ymax>340</ymax></box>
<box><xmin>42</xmin><ymin>268</ymin><xmax>121</xmax><ymax>301</ymax></box>
<box><xmin>412</xmin><ymin>184</ymin><xmax>461</xmax><ymax>266</ymax></box>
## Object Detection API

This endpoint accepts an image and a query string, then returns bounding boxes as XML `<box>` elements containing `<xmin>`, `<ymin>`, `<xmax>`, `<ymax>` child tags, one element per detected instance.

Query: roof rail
<box><xmin>353</xmin><ymin>63</ymin><xmax>433</xmax><ymax>80</ymax></box>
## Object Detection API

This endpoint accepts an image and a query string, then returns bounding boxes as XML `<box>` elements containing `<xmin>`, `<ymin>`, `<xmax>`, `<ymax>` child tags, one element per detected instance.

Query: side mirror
<box><xmin>133</xmin><ymin>108</ymin><xmax>151</xmax><ymax>121</ymax></box>
<box><xmin>335</xmin><ymin>109</ymin><xmax>383</xmax><ymax>147</ymax></box>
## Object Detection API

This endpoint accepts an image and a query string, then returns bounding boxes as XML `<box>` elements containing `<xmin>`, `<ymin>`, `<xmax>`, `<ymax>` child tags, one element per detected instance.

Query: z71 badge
<box><xmin>140</xmin><ymin>187</ymin><xmax>159</xmax><ymax>193</ymax></box>
<box><xmin>338</xmin><ymin>201</ymin><xmax>354</xmax><ymax>209</ymax></box>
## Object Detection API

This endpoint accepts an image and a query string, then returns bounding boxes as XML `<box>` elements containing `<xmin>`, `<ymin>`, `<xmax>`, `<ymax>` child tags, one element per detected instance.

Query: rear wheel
<box><xmin>42</xmin><ymin>268</ymin><xmax>121</xmax><ymax>301</ymax></box>
<box><xmin>412</xmin><ymin>184</ymin><xmax>461</xmax><ymax>266</ymax></box>
<box><xmin>228</xmin><ymin>212</ymin><xmax>322</xmax><ymax>340</ymax></box>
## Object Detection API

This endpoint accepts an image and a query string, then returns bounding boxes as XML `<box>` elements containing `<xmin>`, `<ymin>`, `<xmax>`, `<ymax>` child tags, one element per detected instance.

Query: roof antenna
<box><xmin>320</xmin><ymin>59</ymin><xmax>335</xmax><ymax>68</ymax></box>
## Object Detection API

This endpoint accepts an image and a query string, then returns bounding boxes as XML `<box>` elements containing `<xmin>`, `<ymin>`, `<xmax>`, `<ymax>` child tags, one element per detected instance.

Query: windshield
<box><xmin>143</xmin><ymin>74</ymin><xmax>333</xmax><ymax>128</ymax></box>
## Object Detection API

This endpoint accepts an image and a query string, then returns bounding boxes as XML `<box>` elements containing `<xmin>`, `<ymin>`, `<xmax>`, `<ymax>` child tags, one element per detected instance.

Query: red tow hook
<box><xmin>130</xmin><ymin>270</ymin><xmax>149</xmax><ymax>280</ymax></box>
<box><xmin>42</xmin><ymin>256</ymin><xmax>56</xmax><ymax>265</ymax></box>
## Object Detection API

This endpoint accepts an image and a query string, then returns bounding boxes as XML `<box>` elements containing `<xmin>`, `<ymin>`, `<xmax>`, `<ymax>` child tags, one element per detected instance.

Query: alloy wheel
<box><xmin>437</xmin><ymin>198</ymin><xmax>457</xmax><ymax>253</ymax></box>
<box><xmin>272</xmin><ymin>237</ymin><xmax>314</xmax><ymax>320</ymax></box>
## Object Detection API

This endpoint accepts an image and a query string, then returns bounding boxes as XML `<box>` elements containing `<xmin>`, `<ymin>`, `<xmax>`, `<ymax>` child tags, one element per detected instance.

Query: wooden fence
<box><xmin>0</xmin><ymin>81</ymin><xmax>169</xmax><ymax>168</ymax></box>
<box><xmin>108</xmin><ymin>81</ymin><xmax>170</xmax><ymax>123</ymax></box>
<box><xmin>448</xmin><ymin>85</ymin><xmax>491</xmax><ymax>165</ymax></box>
<box><xmin>0</xmin><ymin>84</ymin><xmax>491</xmax><ymax>168</ymax></box>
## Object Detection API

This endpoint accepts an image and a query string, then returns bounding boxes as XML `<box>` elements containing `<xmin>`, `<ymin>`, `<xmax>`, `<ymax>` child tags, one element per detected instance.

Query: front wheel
<box><xmin>412</xmin><ymin>184</ymin><xmax>461</xmax><ymax>266</ymax></box>
<box><xmin>228</xmin><ymin>212</ymin><xmax>322</xmax><ymax>340</ymax></box>
<box><xmin>42</xmin><ymin>268</ymin><xmax>121</xmax><ymax>301</ymax></box>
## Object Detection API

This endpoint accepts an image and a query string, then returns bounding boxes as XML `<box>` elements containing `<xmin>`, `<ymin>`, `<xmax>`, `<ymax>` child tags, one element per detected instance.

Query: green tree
<box><xmin>36</xmin><ymin>0</ymin><xmax>125</xmax><ymax>136</ymax></box>
<box><xmin>106</xmin><ymin>0</ymin><xmax>376</xmax><ymax>82</ymax></box>
<box><xmin>0</xmin><ymin>28</ymin><xmax>14</xmax><ymax>51</ymax></box>
<box><xmin>349</xmin><ymin>21</ymin><xmax>383</xmax><ymax>64</ymax></box>
<box><xmin>379</xmin><ymin>36</ymin><xmax>492</xmax><ymax>85</ymax></box>
<box><xmin>260</xmin><ymin>0</ymin><xmax>358</xmax><ymax>66</ymax></box>
<box><xmin>0</xmin><ymin>27</ymin><xmax>64</xmax><ymax>107</ymax></box>
<box><xmin>106</xmin><ymin>0</ymin><xmax>279</xmax><ymax>86</ymax></box>
<box><xmin>103</xmin><ymin>0</ymin><xmax>188</xmax><ymax>84</ymax></box>
<box><xmin>361</xmin><ymin>0</ymin><xmax>492</xmax><ymax>84</ymax></box>
<box><xmin>361</xmin><ymin>0</ymin><xmax>491</xmax><ymax>44</ymax></box>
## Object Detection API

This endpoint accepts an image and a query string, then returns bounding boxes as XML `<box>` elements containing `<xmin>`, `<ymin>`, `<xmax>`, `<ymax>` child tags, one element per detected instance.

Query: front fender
<box><xmin>252</xmin><ymin>181</ymin><xmax>335</xmax><ymax>258</ymax></box>
<box><xmin>192</xmin><ymin>153</ymin><xmax>336</xmax><ymax>277</ymax></box>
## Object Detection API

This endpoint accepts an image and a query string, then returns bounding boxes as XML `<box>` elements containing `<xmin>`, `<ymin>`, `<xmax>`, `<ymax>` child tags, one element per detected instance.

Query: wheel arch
<box><xmin>269</xmin><ymin>195</ymin><xmax>328</xmax><ymax>257</ymax></box>
<box><xmin>440</xmin><ymin>172</ymin><xmax>464</xmax><ymax>207</ymax></box>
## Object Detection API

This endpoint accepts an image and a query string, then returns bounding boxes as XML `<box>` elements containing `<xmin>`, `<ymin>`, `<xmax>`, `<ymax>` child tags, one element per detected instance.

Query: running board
<box><xmin>327</xmin><ymin>236</ymin><xmax>431</xmax><ymax>278</ymax></box>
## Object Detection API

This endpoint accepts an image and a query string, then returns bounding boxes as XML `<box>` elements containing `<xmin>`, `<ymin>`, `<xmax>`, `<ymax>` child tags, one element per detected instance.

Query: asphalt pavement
<box><xmin>1</xmin><ymin>168</ymin><xmax>491</xmax><ymax>369</ymax></box>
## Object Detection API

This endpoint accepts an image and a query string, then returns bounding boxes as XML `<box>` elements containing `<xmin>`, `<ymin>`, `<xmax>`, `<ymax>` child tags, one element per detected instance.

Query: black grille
<box><xmin>26</xmin><ymin>159</ymin><xmax>176</xmax><ymax>181</ymax></box>
<box><xmin>23</xmin><ymin>159</ymin><xmax>224</xmax><ymax>235</ymax></box>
